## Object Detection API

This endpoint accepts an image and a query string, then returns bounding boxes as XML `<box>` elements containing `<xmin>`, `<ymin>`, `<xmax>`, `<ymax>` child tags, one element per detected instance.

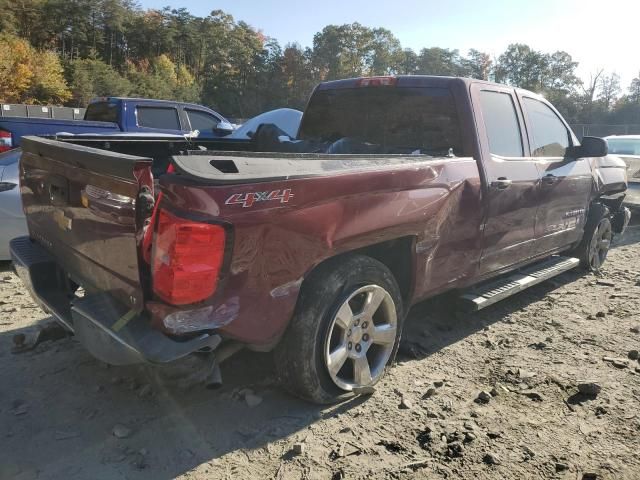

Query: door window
<box><xmin>523</xmin><ymin>97</ymin><xmax>570</xmax><ymax>157</ymax></box>
<box><xmin>479</xmin><ymin>90</ymin><xmax>524</xmax><ymax>157</ymax></box>
<box><xmin>136</xmin><ymin>106</ymin><xmax>180</xmax><ymax>130</ymax></box>
<box><xmin>186</xmin><ymin>109</ymin><xmax>220</xmax><ymax>132</ymax></box>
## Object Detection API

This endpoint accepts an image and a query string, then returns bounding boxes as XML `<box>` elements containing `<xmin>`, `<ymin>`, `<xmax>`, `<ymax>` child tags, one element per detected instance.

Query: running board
<box><xmin>458</xmin><ymin>256</ymin><xmax>580</xmax><ymax>312</ymax></box>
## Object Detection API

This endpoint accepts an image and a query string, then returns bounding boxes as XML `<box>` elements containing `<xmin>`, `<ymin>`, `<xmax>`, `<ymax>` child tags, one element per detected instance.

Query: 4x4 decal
<box><xmin>225</xmin><ymin>189</ymin><xmax>294</xmax><ymax>208</ymax></box>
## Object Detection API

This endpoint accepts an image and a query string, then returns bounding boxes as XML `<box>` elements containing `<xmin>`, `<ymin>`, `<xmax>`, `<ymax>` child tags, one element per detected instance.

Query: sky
<box><xmin>139</xmin><ymin>0</ymin><xmax>639</xmax><ymax>90</ymax></box>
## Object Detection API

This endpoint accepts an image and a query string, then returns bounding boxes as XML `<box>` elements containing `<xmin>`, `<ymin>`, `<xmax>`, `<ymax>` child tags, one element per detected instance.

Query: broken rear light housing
<box><xmin>152</xmin><ymin>209</ymin><xmax>226</xmax><ymax>306</ymax></box>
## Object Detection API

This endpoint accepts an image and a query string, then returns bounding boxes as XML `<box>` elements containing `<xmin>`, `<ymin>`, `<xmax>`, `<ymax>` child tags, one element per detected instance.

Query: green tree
<box><xmin>495</xmin><ymin>44</ymin><xmax>580</xmax><ymax>94</ymax></box>
<box><xmin>69</xmin><ymin>56</ymin><xmax>130</xmax><ymax>105</ymax></box>
<box><xmin>628</xmin><ymin>73</ymin><xmax>640</xmax><ymax>103</ymax></box>
<box><xmin>598</xmin><ymin>73</ymin><xmax>621</xmax><ymax>110</ymax></box>
<box><xmin>311</xmin><ymin>23</ymin><xmax>402</xmax><ymax>80</ymax></box>
<box><xmin>279</xmin><ymin>43</ymin><xmax>315</xmax><ymax>108</ymax></box>
<box><xmin>28</xmin><ymin>49</ymin><xmax>71</xmax><ymax>103</ymax></box>
<box><xmin>417</xmin><ymin>47</ymin><xmax>467</xmax><ymax>76</ymax></box>
<box><xmin>495</xmin><ymin>44</ymin><xmax>548</xmax><ymax>90</ymax></box>
<box><xmin>369</xmin><ymin>28</ymin><xmax>403</xmax><ymax>75</ymax></box>
<box><xmin>398</xmin><ymin>49</ymin><xmax>418</xmax><ymax>75</ymax></box>
<box><xmin>463</xmin><ymin>49</ymin><xmax>492</xmax><ymax>80</ymax></box>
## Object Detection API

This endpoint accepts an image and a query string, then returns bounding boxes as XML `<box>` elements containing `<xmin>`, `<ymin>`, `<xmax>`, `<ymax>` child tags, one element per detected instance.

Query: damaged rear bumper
<box><xmin>10</xmin><ymin>236</ymin><xmax>221</xmax><ymax>365</ymax></box>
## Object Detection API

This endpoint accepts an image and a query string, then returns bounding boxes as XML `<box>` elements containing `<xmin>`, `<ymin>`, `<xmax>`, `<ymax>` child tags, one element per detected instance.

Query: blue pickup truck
<box><xmin>0</xmin><ymin>97</ymin><xmax>234</xmax><ymax>152</ymax></box>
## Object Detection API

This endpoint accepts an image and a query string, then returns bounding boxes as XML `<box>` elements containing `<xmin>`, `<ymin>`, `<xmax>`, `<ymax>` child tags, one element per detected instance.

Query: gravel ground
<box><xmin>1</xmin><ymin>225</ymin><xmax>639</xmax><ymax>480</ymax></box>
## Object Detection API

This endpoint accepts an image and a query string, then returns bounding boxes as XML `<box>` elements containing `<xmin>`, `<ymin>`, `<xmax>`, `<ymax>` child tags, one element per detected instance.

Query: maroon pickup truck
<box><xmin>11</xmin><ymin>76</ymin><xmax>630</xmax><ymax>403</ymax></box>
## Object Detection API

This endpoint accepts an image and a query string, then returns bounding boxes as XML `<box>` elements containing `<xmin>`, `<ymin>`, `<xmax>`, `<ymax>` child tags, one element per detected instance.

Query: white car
<box><xmin>230</xmin><ymin>108</ymin><xmax>302</xmax><ymax>140</ymax></box>
<box><xmin>604</xmin><ymin>135</ymin><xmax>640</xmax><ymax>208</ymax></box>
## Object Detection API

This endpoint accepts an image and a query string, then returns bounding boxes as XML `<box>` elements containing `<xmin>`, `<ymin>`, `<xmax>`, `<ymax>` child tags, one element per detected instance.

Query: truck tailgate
<box><xmin>19</xmin><ymin>136</ymin><xmax>153</xmax><ymax>312</ymax></box>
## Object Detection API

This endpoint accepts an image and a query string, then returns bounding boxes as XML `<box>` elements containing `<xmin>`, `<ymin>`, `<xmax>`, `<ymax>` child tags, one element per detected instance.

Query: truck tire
<box><xmin>571</xmin><ymin>203</ymin><xmax>612</xmax><ymax>272</ymax></box>
<box><xmin>274</xmin><ymin>255</ymin><xmax>404</xmax><ymax>404</ymax></box>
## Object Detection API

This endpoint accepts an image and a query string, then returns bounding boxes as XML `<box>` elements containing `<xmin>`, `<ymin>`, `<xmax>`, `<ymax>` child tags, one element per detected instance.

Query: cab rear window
<box><xmin>299</xmin><ymin>87</ymin><xmax>462</xmax><ymax>156</ymax></box>
<box><xmin>84</xmin><ymin>102</ymin><xmax>118</xmax><ymax>123</ymax></box>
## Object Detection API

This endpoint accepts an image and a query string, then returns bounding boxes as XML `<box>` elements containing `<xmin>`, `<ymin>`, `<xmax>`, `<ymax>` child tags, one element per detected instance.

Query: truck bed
<box><xmin>0</xmin><ymin>116</ymin><xmax>120</xmax><ymax>148</ymax></box>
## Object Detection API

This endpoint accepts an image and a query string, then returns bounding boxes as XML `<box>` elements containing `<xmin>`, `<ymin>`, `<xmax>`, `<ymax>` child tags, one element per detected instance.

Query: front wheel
<box><xmin>571</xmin><ymin>203</ymin><xmax>612</xmax><ymax>272</ymax></box>
<box><xmin>274</xmin><ymin>255</ymin><xmax>404</xmax><ymax>404</ymax></box>
<box><xmin>585</xmin><ymin>217</ymin><xmax>612</xmax><ymax>271</ymax></box>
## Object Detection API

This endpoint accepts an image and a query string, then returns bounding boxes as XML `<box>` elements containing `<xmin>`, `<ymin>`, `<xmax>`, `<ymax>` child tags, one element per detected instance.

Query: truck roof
<box><xmin>316</xmin><ymin>75</ymin><xmax>543</xmax><ymax>99</ymax></box>
<box><xmin>316</xmin><ymin>75</ymin><xmax>467</xmax><ymax>90</ymax></box>
<box><xmin>88</xmin><ymin>97</ymin><xmax>207</xmax><ymax>108</ymax></box>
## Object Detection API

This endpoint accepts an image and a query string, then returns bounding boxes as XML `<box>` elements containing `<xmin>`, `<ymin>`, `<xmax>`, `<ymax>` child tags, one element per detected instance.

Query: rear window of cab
<box><xmin>299</xmin><ymin>86</ymin><xmax>462</xmax><ymax>156</ymax></box>
<box><xmin>84</xmin><ymin>102</ymin><xmax>118</xmax><ymax>123</ymax></box>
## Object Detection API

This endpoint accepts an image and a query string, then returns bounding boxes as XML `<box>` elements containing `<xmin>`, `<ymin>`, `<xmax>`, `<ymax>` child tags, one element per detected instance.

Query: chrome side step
<box><xmin>458</xmin><ymin>256</ymin><xmax>580</xmax><ymax>312</ymax></box>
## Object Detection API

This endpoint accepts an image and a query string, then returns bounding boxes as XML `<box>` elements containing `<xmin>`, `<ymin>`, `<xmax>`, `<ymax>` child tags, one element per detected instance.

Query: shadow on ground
<box><xmin>0</xmin><ymin>227</ymin><xmax>638</xmax><ymax>479</ymax></box>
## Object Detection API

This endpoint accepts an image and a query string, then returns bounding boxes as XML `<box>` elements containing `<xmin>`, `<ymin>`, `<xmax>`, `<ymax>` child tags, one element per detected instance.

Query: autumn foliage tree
<box><xmin>0</xmin><ymin>33</ymin><xmax>70</xmax><ymax>104</ymax></box>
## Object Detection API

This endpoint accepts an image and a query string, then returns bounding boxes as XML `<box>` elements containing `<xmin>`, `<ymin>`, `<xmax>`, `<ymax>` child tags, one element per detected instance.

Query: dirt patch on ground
<box><xmin>1</xmin><ymin>226</ymin><xmax>640</xmax><ymax>480</ymax></box>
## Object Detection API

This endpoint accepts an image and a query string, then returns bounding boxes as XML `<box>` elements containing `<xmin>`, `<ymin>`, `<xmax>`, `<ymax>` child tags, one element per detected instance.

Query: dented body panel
<box><xmin>162</xmin><ymin>155</ymin><xmax>483</xmax><ymax>345</ymax></box>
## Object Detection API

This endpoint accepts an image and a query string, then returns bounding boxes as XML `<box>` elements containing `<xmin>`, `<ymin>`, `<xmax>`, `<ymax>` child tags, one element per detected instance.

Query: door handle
<box><xmin>490</xmin><ymin>177</ymin><xmax>512</xmax><ymax>190</ymax></box>
<box><xmin>541</xmin><ymin>174</ymin><xmax>557</xmax><ymax>185</ymax></box>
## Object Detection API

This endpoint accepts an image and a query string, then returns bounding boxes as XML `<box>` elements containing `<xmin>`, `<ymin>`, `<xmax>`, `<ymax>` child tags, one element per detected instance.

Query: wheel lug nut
<box><xmin>355</xmin><ymin>343</ymin><xmax>362</xmax><ymax>352</ymax></box>
<box><xmin>347</xmin><ymin>329</ymin><xmax>352</xmax><ymax>337</ymax></box>
<box><xmin>354</xmin><ymin>319</ymin><xmax>360</xmax><ymax>326</ymax></box>
<box><xmin>363</xmin><ymin>334</ymin><xmax>369</xmax><ymax>342</ymax></box>
<box><xmin>348</xmin><ymin>342</ymin><xmax>353</xmax><ymax>350</ymax></box>
<box><xmin>362</xmin><ymin>321</ymin><xmax>368</xmax><ymax>328</ymax></box>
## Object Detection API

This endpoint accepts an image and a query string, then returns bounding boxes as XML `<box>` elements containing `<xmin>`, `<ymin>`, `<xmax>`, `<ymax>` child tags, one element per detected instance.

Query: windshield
<box><xmin>607</xmin><ymin>138</ymin><xmax>640</xmax><ymax>156</ymax></box>
<box><xmin>299</xmin><ymin>86</ymin><xmax>463</xmax><ymax>156</ymax></box>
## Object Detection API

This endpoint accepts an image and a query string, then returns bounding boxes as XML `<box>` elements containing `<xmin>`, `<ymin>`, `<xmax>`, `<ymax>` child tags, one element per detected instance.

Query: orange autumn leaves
<box><xmin>0</xmin><ymin>34</ymin><xmax>70</xmax><ymax>105</ymax></box>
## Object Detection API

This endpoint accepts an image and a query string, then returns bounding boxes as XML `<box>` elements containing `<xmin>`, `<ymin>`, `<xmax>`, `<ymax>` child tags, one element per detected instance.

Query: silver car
<box><xmin>0</xmin><ymin>149</ymin><xmax>28</xmax><ymax>260</ymax></box>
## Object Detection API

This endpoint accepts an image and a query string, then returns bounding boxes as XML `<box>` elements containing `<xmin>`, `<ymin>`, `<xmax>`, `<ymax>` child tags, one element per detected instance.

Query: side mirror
<box><xmin>213</xmin><ymin>121</ymin><xmax>235</xmax><ymax>136</ymax></box>
<box><xmin>574</xmin><ymin>136</ymin><xmax>608</xmax><ymax>158</ymax></box>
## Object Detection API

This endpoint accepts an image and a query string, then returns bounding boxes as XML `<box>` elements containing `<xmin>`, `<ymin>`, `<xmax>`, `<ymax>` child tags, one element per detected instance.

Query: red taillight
<box><xmin>0</xmin><ymin>130</ymin><xmax>12</xmax><ymax>153</ymax></box>
<box><xmin>356</xmin><ymin>76</ymin><xmax>397</xmax><ymax>87</ymax></box>
<box><xmin>152</xmin><ymin>209</ymin><xmax>226</xmax><ymax>305</ymax></box>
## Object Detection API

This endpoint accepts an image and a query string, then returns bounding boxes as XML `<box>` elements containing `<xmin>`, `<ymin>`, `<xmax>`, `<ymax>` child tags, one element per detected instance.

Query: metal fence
<box><xmin>570</xmin><ymin>124</ymin><xmax>640</xmax><ymax>140</ymax></box>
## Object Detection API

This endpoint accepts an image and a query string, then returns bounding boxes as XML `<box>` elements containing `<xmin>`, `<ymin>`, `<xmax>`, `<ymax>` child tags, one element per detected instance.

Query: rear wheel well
<box><xmin>305</xmin><ymin>237</ymin><xmax>415</xmax><ymax>304</ymax></box>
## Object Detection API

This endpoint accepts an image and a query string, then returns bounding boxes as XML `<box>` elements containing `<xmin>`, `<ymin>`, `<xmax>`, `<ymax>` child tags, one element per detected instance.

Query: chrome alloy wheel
<box><xmin>324</xmin><ymin>285</ymin><xmax>398</xmax><ymax>391</ymax></box>
<box><xmin>588</xmin><ymin>218</ymin><xmax>612</xmax><ymax>271</ymax></box>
